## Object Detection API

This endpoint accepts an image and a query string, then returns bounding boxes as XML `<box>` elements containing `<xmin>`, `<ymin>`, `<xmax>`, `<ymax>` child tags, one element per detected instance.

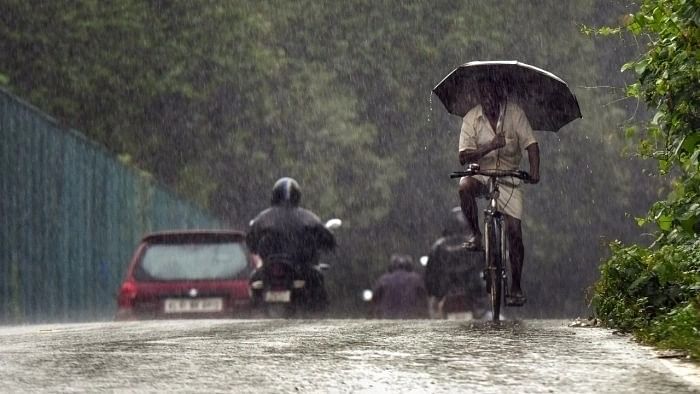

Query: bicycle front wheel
<box><xmin>485</xmin><ymin>215</ymin><xmax>502</xmax><ymax>321</ymax></box>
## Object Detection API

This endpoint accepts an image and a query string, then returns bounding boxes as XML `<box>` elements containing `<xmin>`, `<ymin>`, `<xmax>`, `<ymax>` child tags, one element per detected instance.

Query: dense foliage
<box><xmin>1</xmin><ymin>1</ymin><xmax>657</xmax><ymax>316</ymax></box>
<box><xmin>592</xmin><ymin>0</ymin><xmax>699</xmax><ymax>357</ymax></box>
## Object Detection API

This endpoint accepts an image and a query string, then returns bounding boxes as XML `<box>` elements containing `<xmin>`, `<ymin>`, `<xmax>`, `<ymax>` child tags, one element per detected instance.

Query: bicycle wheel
<box><xmin>485</xmin><ymin>215</ymin><xmax>502</xmax><ymax>321</ymax></box>
<box><xmin>501</xmin><ymin>217</ymin><xmax>510</xmax><ymax>304</ymax></box>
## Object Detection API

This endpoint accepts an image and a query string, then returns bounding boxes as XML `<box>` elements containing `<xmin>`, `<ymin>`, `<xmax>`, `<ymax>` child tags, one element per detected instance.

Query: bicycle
<box><xmin>450</xmin><ymin>163</ymin><xmax>531</xmax><ymax>321</ymax></box>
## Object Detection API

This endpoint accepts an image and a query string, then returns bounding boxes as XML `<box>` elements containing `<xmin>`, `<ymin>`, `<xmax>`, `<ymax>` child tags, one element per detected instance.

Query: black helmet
<box><xmin>443</xmin><ymin>206</ymin><xmax>468</xmax><ymax>236</ymax></box>
<box><xmin>271</xmin><ymin>177</ymin><xmax>301</xmax><ymax>207</ymax></box>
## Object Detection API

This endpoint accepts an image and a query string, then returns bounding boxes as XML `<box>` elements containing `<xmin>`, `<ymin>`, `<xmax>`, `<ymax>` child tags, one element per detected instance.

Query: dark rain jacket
<box><xmin>424</xmin><ymin>235</ymin><xmax>485</xmax><ymax>299</ymax></box>
<box><xmin>372</xmin><ymin>269</ymin><xmax>429</xmax><ymax>319</ymax></box>
<box><xmin>246</xmin><ymin>206</ymin><xmax>336</xmax><ymax>266</ymax></box>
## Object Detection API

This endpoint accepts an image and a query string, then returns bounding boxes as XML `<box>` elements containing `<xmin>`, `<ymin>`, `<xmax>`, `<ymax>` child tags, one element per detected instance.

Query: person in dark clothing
<box><xmin>371</xmin><ymin>254</ymin><xmax>429</xmax><ymax>319</ymax></box>
<box><xmin>246</xmin><ymin>177</ymin><xmax>336</xmax><ymax>311</ymax></box>
<box><xmin>424</xmin><ymin>207</ymin><xmax>486</xmax><ymax>318</ymax></box>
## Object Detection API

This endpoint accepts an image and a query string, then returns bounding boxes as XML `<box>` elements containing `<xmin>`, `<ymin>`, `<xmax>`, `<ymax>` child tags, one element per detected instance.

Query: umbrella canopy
<box><xmin>432</xmin><ymin>60</ymin><xmax>582</xmax><ymax>132</ymax></box>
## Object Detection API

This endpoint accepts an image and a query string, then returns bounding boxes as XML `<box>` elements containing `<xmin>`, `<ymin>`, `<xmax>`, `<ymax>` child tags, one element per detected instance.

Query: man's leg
<box><xmin>459</xmin><ymin>177</ymin><xmax>486</xmax><ymax>248</ymax></box>
<box><xmin>428</xmin><ymin>296</ymin><xmax>442</xmax><ymax>319</ymax></box>
<box><xmin>505</xmin><ymin>215</ymin><xmax>525</xmax><ymax>302</ymax></box>
<box><xmin>249</xmin><ymin>268</ymin><xmax>264</xmax><ymax>309</ymax></box>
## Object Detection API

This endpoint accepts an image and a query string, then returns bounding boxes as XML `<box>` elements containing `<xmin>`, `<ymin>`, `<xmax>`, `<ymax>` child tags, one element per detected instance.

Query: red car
<box><xmin>115</xmin><ymin>230</ymin><xmax>255</xmax><ymax>320</ymax></box>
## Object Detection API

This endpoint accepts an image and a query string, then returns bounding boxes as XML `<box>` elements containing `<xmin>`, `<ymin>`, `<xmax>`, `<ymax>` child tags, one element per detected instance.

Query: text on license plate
<box><xmin>164</xmin><ymin>298</ymin><xmax>223</xmax><ymax>313</ymax></box>
<box><xmin>264</xmin><ymin>290</ymin><xmax>291</xmax><ymax>303</ymax></box>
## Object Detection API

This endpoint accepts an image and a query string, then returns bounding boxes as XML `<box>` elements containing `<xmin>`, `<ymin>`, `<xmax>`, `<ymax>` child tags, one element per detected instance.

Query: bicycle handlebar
<box><xmin>450</xmin><ymin>168</ymin><xmax>532</xmax><ymax>182</ymax></box>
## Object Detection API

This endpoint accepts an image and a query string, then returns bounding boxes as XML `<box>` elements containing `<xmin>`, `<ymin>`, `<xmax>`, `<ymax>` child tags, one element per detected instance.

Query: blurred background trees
<box><xmin>0</xmin><ymin>0</ymin><xmax>661</xmax><ymax>316</ymax></box>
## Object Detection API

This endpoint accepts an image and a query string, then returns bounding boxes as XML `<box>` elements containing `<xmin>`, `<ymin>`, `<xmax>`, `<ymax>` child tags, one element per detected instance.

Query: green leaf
<box><xmin>629</xmin><ymin>273</ymin><xmax>652</xmax><ymax>292</ymax></box>
<box><xmin>679</xmin><ymin>217</ymin><xmax>698</xmax><ymax>233</ymax></box>
<box><xmin>681</xmin><ymin>133</ymin><xmax>700</xmax><ymax>154</ymax></box>
<box><xmin>635</xmin><ymin>60</ymin><xmax>649</xmax><ymax>75</ymax></box>
<box><xmin>657</xmin><ymin>215</ymin><xmax>673</xmax><ymax>231</ymax></box>
<box><xmin>628</xmin><ymin>21</ymin><xmax>642</xmax><ymax>34</ymax></box>
<box><xmin>626</xmin><ymin>83</ymin><xmax>640</xmax><ymax>97</ymax></box>
<box><xmin>598</xmin><ymin>26</ymin><xmax>621</xmax><ymax>35</ymax></box>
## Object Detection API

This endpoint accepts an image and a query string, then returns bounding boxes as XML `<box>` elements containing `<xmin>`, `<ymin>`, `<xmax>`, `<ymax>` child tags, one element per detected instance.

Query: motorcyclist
<box><xmin>246</xmin><ymin>177</ymin><xmax>336</xmax><ymax>311</ymax></box>
<box><xmin>424</xmin><ymin>207</ymin><xmax>486</xmax><ymax>318</ymax></box>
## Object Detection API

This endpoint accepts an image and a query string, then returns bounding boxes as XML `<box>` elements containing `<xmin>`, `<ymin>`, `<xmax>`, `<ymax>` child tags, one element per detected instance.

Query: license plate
<box><xmin>163</xmin><ymin>298</ymin><xmax>223</xmax><ymax>313</ymax></box>
<box><xmin>264</xmin><ymin>290</ymin><xmax>291</xmax><ymax>303</ymax></box>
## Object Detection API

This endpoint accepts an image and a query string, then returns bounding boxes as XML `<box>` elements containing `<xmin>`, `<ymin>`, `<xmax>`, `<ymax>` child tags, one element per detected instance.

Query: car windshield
<box><xmin>136</xmin><ymin>242</ymin><xmax>248</xmax><ymax>281</ymax></box>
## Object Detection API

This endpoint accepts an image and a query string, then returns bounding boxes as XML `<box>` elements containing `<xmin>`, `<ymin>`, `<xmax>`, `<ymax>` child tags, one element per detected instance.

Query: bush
<box><xmin>641</xmin><ymin>302</ymin><xmax>700</xmax><ymax>359</ymax></box>
<box><xmin>594</xmin><ymin>237</ymin><xmax>700</xmax><ymax>357</ymax></box>
<box><xmin>591</xmin><ymin>0</ymin><xmax>699</xmax><ymax>359</ymax></box>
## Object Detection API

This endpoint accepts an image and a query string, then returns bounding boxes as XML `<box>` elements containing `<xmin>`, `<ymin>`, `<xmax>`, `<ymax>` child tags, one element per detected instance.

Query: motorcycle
<box><xmin>249</xmin><ymin>218</ymin><xmax>341</xmax><ymax>318</ymax></box>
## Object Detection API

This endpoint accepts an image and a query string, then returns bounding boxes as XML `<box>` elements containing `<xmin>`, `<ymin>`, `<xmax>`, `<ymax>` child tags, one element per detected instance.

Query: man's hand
<box><xmin>528</xmin><ymin>170</ymin><xmax>540</xmax><ymax>184</ymax></box>
<box><xmin>526</xmin><ymin>143</ymin><xmax>540</xmax><ymax>184</ymax></box>
<box><xmin>460</xmin><ymin>133</ymin><xmax>507</xmax><ymax>165</ymax></box>
<box><xmin>490</xmin><ymin>133</ymin><xmax>506</xmax><ymax>150</ymax></box>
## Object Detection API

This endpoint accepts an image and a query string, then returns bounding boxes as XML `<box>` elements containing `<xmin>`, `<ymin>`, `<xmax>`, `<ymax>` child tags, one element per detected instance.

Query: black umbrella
<box><xmin>432</xmin><ymin>60</ymin><xmax>582</xmax><ymax>132</ymax></box>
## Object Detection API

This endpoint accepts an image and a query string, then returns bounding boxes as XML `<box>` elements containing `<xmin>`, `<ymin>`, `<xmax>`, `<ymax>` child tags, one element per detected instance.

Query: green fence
<box><xmin>0</xmin><ymin>88</ymin><xmax>226</xmax><ymax>323</ymax></box>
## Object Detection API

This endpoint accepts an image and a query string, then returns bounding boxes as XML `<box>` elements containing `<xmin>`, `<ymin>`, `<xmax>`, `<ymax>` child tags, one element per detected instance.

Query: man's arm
<box><xmin>459</xmin><ymin>133</ymin><xmax>505</xmax><ymax>165</ymax></box>
<box><xmin>313</xmin><ymin>222</ymin><xmax>337</xmax><ymax>251</ymax></box>
<box><xmin>245</xmin><ymin>228</ymin><xmax>259</xmax><ymax>254</ymax></box>
<box><xmin>526</xmin><ymin>143</ymin><xmax>540</xmax><ymax>184</ymax></box>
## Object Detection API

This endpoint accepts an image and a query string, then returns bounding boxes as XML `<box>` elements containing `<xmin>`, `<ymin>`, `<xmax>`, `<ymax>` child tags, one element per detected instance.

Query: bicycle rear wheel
<box><xmin>485</xmin><ymin>216</ymin><xmax>502</xmax><ymax>321</ymax></box>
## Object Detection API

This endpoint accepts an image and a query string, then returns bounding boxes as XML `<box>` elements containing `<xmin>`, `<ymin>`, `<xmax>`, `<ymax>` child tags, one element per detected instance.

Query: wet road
<box><xmin>0</xmin><ymin>319</ymin><xmax>697</xmax><ymax>393</ymax></box>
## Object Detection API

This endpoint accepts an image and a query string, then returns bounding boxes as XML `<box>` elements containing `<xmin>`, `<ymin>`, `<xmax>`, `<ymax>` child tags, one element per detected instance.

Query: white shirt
<box><xmin>458</xmin><ymin>101</ymin><xmax>537</xmax><ymax>171</ymax></box>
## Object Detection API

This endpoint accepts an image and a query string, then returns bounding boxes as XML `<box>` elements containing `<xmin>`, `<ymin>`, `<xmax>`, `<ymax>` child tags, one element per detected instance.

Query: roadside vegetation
<box><xmin>591</xmin><ymin>0</ymin><xmax>699</xmax><ymax>359</ymax></box>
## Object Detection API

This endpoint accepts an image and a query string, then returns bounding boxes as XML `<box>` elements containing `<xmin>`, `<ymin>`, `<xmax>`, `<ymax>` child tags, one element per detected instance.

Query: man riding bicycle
<box><xmin>457</xmin><ymin>81</ymin><xmax>540</xmax><ymax>306</ymax></box>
